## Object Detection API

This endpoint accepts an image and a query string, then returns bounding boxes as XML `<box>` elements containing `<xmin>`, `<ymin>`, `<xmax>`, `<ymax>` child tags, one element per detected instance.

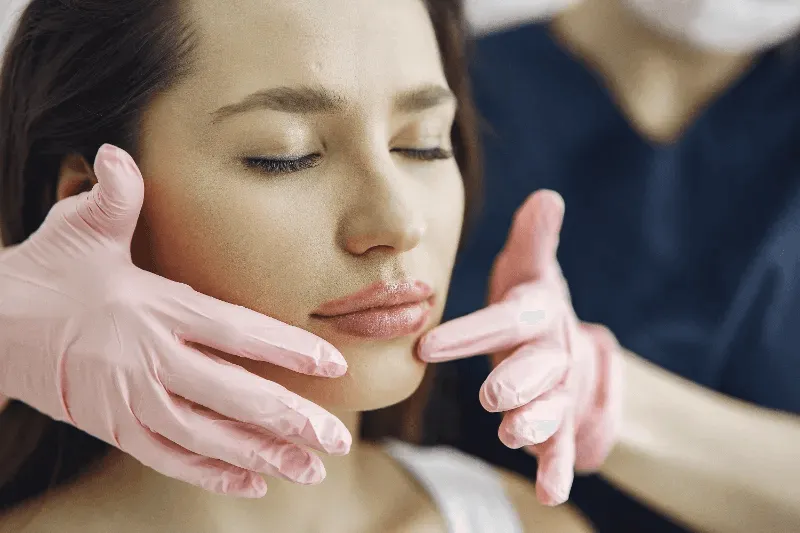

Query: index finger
<box><xmin>170</xmin><ymin>285</ymin><xmax>347</xmax><ymax>378</ymax></box>
<box><xmin>417</xmin><ymin>282</ymin><xmax>556</xmax><ymax>362</ymax></box>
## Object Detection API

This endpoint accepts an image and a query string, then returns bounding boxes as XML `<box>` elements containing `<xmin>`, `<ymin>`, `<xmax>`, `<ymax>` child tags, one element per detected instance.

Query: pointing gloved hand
<box><xmin>0</xmin><ymin>144</ymin><xmax>351</xmax><ymax>498</ymax></box>
<box><xmin>418</xmin><ymin>190</ymin><xmax>624</xmax><ymax>506</ymax></box>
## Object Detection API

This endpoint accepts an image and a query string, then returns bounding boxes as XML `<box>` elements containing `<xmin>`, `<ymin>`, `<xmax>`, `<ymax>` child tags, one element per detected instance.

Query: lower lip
<box><xmin>314</xmin><ymin>300</ymin><xmax>432</xmax><ymax>339</ymax></box>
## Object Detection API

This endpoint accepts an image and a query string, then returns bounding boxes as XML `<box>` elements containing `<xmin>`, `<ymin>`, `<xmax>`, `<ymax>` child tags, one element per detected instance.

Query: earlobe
<box><xmin>57</xmin><ymin>153</ymin><xmax>98</xmax><ymax>201</ymax></box>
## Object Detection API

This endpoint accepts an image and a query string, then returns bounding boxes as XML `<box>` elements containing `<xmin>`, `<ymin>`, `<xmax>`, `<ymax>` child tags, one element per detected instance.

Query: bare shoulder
<box><xmin>0</xmin><ymin>478</ymin><xmax>119</xmax><ymax>533</ymax></box>
<box><xmin>0</xmin><ymin>502</ymin><xmax>65</xmax><ymax>533</ymax></box>
<box><xmin>0</xmin><ymin>498</ymin><xmax>90</xmax><ymax>533</ymax></box>
<box><xmin>0</xmin><ymin>507</ymin><xmax>29</xmax><ymax>533</ymax></box>
<box><xmin>498</xmin><ymin>468</ymin><xmax>596</xmax><ymax>533</ymax></box>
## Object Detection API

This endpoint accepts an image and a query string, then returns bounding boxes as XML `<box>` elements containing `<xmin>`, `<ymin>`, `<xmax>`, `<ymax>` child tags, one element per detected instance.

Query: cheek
<box><xmin>427</xmin><ymin>169</ymin><xmax>466</xmax><ymax>271</ymax></box>
<box><xmin>130</xmin><ymin>159</ymin><xmax>464</xmax><ymax>413</ymax></box>
<box><xmin>134</xmin><ymin>170</ymin><xmax>333</xmax><ymax>327</ymax></box>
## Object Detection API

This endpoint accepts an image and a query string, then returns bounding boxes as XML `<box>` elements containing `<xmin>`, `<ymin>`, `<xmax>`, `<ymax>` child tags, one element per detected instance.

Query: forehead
<box><xmin>179</xmin><ymin>0</ymin><xmax>447</xmax><ymax>109</ymax></box>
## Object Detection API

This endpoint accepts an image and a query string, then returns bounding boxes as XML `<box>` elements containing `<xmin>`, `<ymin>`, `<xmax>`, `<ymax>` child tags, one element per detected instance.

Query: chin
<box><xmin>332</xmin><ymin>340</ymin><xmax>430</xmax><ymax>412</ymax></box>
<box><xmin>220</xmin><ymin>334</ymin><xmax>429</xmax><ymax>412</ymax></box>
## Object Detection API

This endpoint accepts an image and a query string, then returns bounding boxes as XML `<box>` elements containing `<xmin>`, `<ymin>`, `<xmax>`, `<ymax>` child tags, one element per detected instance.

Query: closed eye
<box><xmin>243</xmin><ymin>154</ymin><xmax>322</xmax><ymax>174</ymax></box>
<box><xmin>392</xmin><ymin>147</ymin><xmax>453</xmax><ymax>161</ymax></box>
<box><xmin>243</xmin><ymin>147</ymin><xmax>453</xmax><ymax>175</ymax></box>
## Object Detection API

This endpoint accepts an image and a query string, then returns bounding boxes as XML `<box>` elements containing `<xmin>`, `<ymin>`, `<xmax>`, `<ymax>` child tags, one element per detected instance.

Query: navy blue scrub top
<box><xmin>439</xmin><ymin>23</ymin><xmax>800</xmax><ymax>533</ymax></box>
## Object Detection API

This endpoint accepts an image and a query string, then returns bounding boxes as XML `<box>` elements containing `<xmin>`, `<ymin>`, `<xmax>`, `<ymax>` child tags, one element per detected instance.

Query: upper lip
<box><xmin>311</xmin><ymin>280</ymin><xmax>434</xmax><ymax>317</ymax></box>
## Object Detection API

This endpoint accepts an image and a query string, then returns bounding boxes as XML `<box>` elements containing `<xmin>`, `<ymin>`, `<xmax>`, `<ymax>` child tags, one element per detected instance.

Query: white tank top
<box><xmin>383</xmin><ymin>439</ymin><xmax>524</xmax><ymax>533</ymax></box>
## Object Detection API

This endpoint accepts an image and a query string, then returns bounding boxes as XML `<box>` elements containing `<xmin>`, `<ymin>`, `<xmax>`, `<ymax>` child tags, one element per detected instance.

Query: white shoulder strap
<box><xmin>384</xmin><ymin>440</ymin><xmax>524</xmax><ymax>533</ymax></box>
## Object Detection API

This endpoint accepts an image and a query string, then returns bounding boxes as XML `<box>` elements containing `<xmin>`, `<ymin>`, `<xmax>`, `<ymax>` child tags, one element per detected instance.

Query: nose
<box><xmin>339</xmin><ymin>169</ymin><xmax>427</xmax><ymax>256</ymax></box>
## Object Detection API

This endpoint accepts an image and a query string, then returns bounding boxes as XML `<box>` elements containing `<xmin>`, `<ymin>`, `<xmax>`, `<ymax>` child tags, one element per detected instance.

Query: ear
<box><xmin>57</xmin><ymin>153</ymin><xmax>98</xmax><ymax>201</ymax></box>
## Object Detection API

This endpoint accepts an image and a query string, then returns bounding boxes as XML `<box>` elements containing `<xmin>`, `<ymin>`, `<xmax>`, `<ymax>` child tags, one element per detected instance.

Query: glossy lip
<box><xmin>311</xmin><ymin>280</ymin><xmax>435</xmax><ymax>339</ymax></box>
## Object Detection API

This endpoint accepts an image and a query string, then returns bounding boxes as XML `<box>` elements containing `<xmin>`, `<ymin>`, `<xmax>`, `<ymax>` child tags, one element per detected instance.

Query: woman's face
<box><xmin>132</xmin><ymin>0</ymin><xmax>465</xmax><ymax>411</ymax></box>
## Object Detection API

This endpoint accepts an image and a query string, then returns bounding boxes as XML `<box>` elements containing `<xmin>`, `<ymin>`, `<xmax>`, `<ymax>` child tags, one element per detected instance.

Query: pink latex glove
<box><xmin>418</xmin><ymin>190</ymin><xmax>624</xmax><ymax>506</ymax></box>
<box><xmin>0</xmin><ymin>144</ymin><xmax>352</xmax><ymax>497</ymax></box>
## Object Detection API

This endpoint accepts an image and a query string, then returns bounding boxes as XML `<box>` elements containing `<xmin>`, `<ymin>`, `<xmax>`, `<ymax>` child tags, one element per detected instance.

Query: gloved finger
<box><xmin>498</xmin><ymin>389</ymin><xmax>569</xmax><ymax>448</ymax></box>
<box><xmin>161</xmin><ymin>345</ymin><xmax>352</xmax><ymax>456</ymax></box>
<box><xmin>480</xmin><ymin>344</ymin><xmax>569</xmax><ymax>412</ymax></box>
<box><xmin>491</xmin><ymin>190</ymin><xmax>565</xmax><ymax>301</ymax></box>
<box><xmin>141</xmin><ymin>394</ymin><xmax>326</xmax><ymax>486</ymax></box>
<box><xmin>574</xmin><ymin>407</ymin><xmax>616</xmax><ymax>473</ymax></box>
<box><xmin>575</xmin><ymin>324</ymin><xmax>625</xmax><ymax>472</ymax></box>
<box><xmin>530</xmin><ymin>415</ymin><xmax>576</xmax><ymax>506</ymax></box>
<box><xmin>417</xmin><ymin>283</ymin><xmax>556</xmax><ymax>363</ymax></box>
<box><xmin>171</xmin><ymin>286</ymin><xmax>347</xmax><ymax>378</ymax></box>
<box><xmin>86</xmin><ymin>144</ymin><xmax>145</xmax><ymax>241</ymax></box>
<box><xmin>121</xmin><ymin>421</ymin><xmax>267</xmax><ymax>498</ymax></box>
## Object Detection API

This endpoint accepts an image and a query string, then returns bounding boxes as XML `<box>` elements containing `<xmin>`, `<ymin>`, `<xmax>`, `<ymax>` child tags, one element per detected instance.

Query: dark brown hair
<box><xmin>0</xmin><ymin>0</ymin><xmax>481</xmax><ymax>511</ymax></box>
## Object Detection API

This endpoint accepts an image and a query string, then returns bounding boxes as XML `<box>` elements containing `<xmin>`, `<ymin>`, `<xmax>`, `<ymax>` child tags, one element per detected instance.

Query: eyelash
<box><xmin>394</xmin><ymin>147</ymin><xmax>453</xmax><ymax>161</ymax></box>
<box><xmin>244</xmin><ymin>154</ymin><xmax>322</xmax><ymax>174</ymax></box>
<box><xmin>243</xmin><ymin>147</ymin><xmax>453</xmax><ymax>174</ymax></box>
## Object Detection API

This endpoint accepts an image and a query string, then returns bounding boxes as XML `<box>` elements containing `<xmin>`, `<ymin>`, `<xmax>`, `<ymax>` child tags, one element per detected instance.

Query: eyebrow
<box><xmin>394</xmin><ymin>85</ymin><xmax>457</xmax><ymax>113</ymax></box>
<box><xmin>210</xmin><ymin>84</ymin><xmax>456</xmax><ymax>122</ymax></box>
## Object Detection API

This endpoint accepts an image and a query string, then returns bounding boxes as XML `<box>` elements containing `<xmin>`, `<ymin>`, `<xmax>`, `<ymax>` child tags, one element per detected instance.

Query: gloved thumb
<box><xmin>80</xmin><ymin>144</ymin><xmax>145</xmax><ymax>243</ymax></box>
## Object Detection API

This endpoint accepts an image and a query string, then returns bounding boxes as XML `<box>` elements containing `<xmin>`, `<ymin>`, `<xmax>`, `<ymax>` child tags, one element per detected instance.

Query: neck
<box><xmin>84</xmin><ymin>409</ymin><xmax>383</xmax><ymax>533</ymax></box>
<box><xmin>551</xmin><ymin>0</ymin><xmax>755</xmax><ymax>142</ymax></box>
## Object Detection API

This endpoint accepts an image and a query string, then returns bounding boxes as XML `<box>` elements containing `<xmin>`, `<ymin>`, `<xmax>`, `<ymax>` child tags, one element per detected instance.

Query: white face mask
<box><xmin>621</xmin><ymin>0</ymin><xmax>800</xmax><ymax>52</ymax></box>
<box><xmin>465</xmin><ymin>0</ymin><xmax>579</xmax><ymax>35</ymax></box>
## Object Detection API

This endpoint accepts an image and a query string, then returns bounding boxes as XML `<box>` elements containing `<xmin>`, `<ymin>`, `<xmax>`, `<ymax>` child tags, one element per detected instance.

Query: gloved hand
<box><xmin>0</xmin><ymin>144</ymin><xmax>351</xmax><ymax>498</ymax></box>
<box><xmin>418</xmin><ymin>190</ymin><xmax>624</xmax><ymax>505</ymax></box>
